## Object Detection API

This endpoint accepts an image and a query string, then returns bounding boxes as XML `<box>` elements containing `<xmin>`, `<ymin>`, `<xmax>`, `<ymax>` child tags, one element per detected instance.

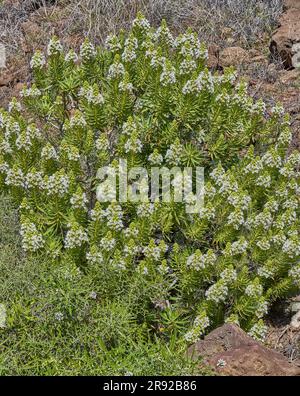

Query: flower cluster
<box><xmin>186</xmin><ymin>249</ymin><xmax>216</xmax><ymax>270</ymax></box>
<box><xmin>104</xmin><ymin>202</ymin><xmax>124</xmax><ymax>231</ymax></box>
<box><xmin>105</xmin><ymin>34</ymin><xmax>122</xmax><ymax>52</ymax></box>
<box><xmin>165</xmin><ymin>140</ymin><xmax>183</xmax><ymax>166</ymax></box>
<box><xmin>1</xmin><ymin>17</ymin><xmax>300</xmax><ymax>344</ymax></box>
<box><xmin>220</xmin><ymin>266</ymin><xmax>237</xmax><ymax>284</ymax></box>
<box><xmin>107</xmin><ymin>57</ymin><xmax>125</xmax><ymax>80</ymax></box>
<box><xmin>65</xmin><ymin>49</ymin><xmax>78</xmax><ymax>63</ymax></box>
<box><xmin>41</xmin><ymin>144</ymin><xmax>59</xmax><ymax>161</ymax></box>
<box><xmin>248</xmin><ymin>320</ymin><xmax>268</xmax><ymax>341</ymax></box>
<box><xmin>223</xmin><ymin>238</ymin><xmax>248</xmax><ymax>256</ymax></box>
<box><xmin>20</xmin><ymin>220</ymin><xmax>45</xmax><ymax>252</ymax></box>
<box><xmin>245</xmin><ymin>280</ymin><xmax>263</xmax><ymax>298</ymax></box>
<box><xmin>160</xmin><ymin>61</ymin><xmax>176</xmax><ymax>86</ymax></box>
<box><xmin>30</xmin><ymin>51</ymin><xmax>46</xmax><ymax>69</ymax></box>
<box><xmin>124</xmin><ymin>134</ymin><xmax>143</xmax><ymax>153</ymax></box>
<box><xmin>80</xmin><ymin>39</ymin><xmax>96</xmax><ymax>60</ymax></box>
<box><xmin>20</xmin><ymin>85</ymin><xmax>41</xmax><ymax>98</ymax></box>
<box><xmin>184</xmin><ymin>312</ymin><xmax>210</xmax><ymax>343</ymax></box>
<box><xmin>86</xmin><ymin>249</ymin><xmax>103</xmax><ymax>264</ymax></box>
<box><xmin>70</xmin><ymin>189</ymin><xmax>88</xmax><ymax>211</ymax></box>
<box><xmin>47</xmin><ymin>37</ymin><xmax>63</xmax><ymax>56</ymax></box>
<box><xmin>15</xmin><ymin>124</ymin><xmax>41</xmax><ymax>151</ymax></box>
<box><xmin>143</xmin><ymin>239</ymin><xmax>167</xmax><ymax>261</ymax></box>
<box><xmin>79</xmin><ymin>84</ymin><xmax>105</xmax><ymax>105</ymax></box>
<box><xmin>205</xmin><ymin>280</ymin><xmax>228</xmax><ymax>303</ymax></box>
<box><xmin>122</xmin><ymin>34</ymin><xmax>138</xmax><ymax>63</ymax></box>
<box><xmin>100</xmin><ymin>232</ymin><xmax>116</xmax><ymax>252</ymax></box>
<box><xmin>64</xmin><ymin>222</ymin><xmax>89</xmax><ymax>249</ymax></box>
<box><xmin>289</xmin><ymin>264</ymin><xmax>300</xmax><ymax>286</ymax></box>
<box><xmin>148</xmin><ymin>150</ymin><xmax>163</xmax><ymax>165</ymax></box>
<box><xmin>43</xmin><ymin>171</ymin><xmax>70</xmax><ymax>196</ymax></box>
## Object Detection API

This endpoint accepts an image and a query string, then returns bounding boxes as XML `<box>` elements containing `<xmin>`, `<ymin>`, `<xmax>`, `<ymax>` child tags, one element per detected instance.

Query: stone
<box><xmin>284</xmin><ymin>0</ymin><xmax>300</xmax><ymax>10</ymax></box>
<box><xmin>0</xmin><ymin>44</ymin><xmax>6</xmax><ymax>68</ymax></box>
<box><xmin>291</xmin><ymin>311</ymin><xmax>300</xmax><ymax>330</ymax></box>
<box><xmin>21</xmin><ymin>20</ymin><xmax>44</xmax><ymax>52</ymax></box>
<box><xmin>0</xmin><ymin>69</ymin><xmax>15</xmax><ymax>86</ymax></box>
<box><xmin>188</xmin><ymin>324</ymin><xmax>300</xmax><ymax>376</ymax></box>
<box><xmin>292</xmin><ymin>42</ymin><xmax>300</xmax><ymax>67</ymax></box>
<box><xmin>270</xmin><ymin>8</ymin><xmax>300</xmax><ymax>69</ymax></box>
<box><xmin>0</xmin><ymin>85</ymin><xmax>11</xmax><ymax>108</ymax></box>
<box><xmin>291</xmin><ymin>302</ymin><xmax>300</xmax><ymax>313</ymax></box>
<box><xmin>219</xmin><ymin>47</ymin><xmax>250</xmax><ymax>67</ymax></box>
<box><xmin>221</xmin><ymin>27</ymin><xmax>233</xmax><ymax>39</ymax></box>
<box><xmin>251</xmin><ymin>55</ymin><xmax>269</xmax><ymax>65</ymax></box>
<box><xmin>248</xmin><ymin>49</ymin><xmax>262</xmax><ymax>58</ymax></box>
<box><xmin>277</xmin><ymin>69</ymin><xmax>300</xmax><ymax>85</ymax></box>
<box><xmin>0</xmin><ymin>62</ymin><xmax>28</xmax><ymax>87</ymax></box>
<box><xmin>207</xmin><ymin>45</ymin><xmax>219</xmax><ymax>69</ymax></box>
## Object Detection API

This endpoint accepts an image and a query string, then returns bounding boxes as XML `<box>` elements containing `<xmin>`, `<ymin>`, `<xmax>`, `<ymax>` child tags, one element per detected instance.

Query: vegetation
<box><xmin>0</xmin><ymin>197</ymin><xmax>206</xmax><ymax>375</ymax></box>
<box><xmin>0</xmin><ymin>12</ymin><xmax>299</xmax><ymax>375</ymax></box>
<box><xmin>0</xmin><ymin>0</ymin><xmax>283</xmax><ymax>56</ymax></box>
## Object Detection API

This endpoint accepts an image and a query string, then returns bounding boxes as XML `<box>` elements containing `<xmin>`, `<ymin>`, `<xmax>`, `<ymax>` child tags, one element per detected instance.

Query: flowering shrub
<box><xmin>0</xmin><ymin>13</ymin><xmax>299</xmax><ymax>344</ymax></box>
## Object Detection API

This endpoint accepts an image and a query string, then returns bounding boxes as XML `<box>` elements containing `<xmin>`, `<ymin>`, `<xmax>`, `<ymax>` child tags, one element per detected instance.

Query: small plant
<box><xmin>0</xmin><ymin>14</ymin><xmax>299</xmax><ymax>348</ymax></box>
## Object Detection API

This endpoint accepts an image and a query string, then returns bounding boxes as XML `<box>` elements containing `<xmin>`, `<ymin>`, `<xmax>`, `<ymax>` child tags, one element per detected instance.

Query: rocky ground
<box><xmin>189</xmin><ymin>323</ymin><xmax>300</xmax><ymax>376</ymax></box>
<box><xmin>0</xmin><ymin>0</ymin><xmax>300</xmax><ymax>376</ymax></box>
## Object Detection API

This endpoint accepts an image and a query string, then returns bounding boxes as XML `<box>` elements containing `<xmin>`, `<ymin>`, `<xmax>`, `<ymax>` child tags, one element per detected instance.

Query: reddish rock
<box><xmin>284</xmin><ymin>0</ymin><xmax>300</xmax><ymax>10</ymax></box>
<box><xmin>277</xmin><ymin>69</ymin><xmax>300</xmax><ymax>85</ymax></box>
<box><xmin>21</xmin><ymin>21</ymin><xmax>41</xmax><ymax>38</ymax></box>
<box><xmin>270</xmin><ymin>8</ymin><xmax>300</xmax><ymax>69</ymax></box>
<box><xmin>0</xmin><ymin>63</ymin><xmax>28</xmax><ymax>86</ymax></box>
<box><xmin>251</xmin><ymin>55</ymin><xmax>269</xmax><ymax>66</ymax></box>
<box><xmin>248</xmin><ymin>49</ymin><xmax>262</xmax><ymax>57</ymax></box>
<box><xmin>207</xmin><ymin>45</ymin><xmax>219</xmax><ymax>69</ymax></box>
<box><xmin>0</xmin><ymin>70</ymin><xmax>14</xmax><ymax>87</ymax></box>
<box><xmin>21</xmin><ymin>20</ymin><xmax>48</xmax><ymax>53</ymax></box>
<box><xmin>219</xmin><ymin>47</ymin><xmax>250</xmax><ymax>67</ymax></box>
<box><xmin>188</xmin><ymin>324</ymin><xmax>300</xmax><ymax>376</ymax></box>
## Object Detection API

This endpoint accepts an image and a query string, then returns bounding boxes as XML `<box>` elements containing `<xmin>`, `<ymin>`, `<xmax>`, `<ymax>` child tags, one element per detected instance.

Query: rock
<box><xmin>219</xmin><ymin>47</ymin><xmax>250</xmax><ymax>67</ymax></box>
<box><xmin>248</xmin><ymin>49</ymin><xmax>262</xmax><ymax>58</ymax></box>
<box><xmin>0</xmin><ymin>70</ymin><xmax>14</xmax><ymax>87</ymax></box>
<box><xmin>292</xmin><ymin>42</ymin><xmax>300</xmax><ymax>67</ymax></box>
<box><xmin>270</xmin><ymin>8</ymin><xmax>300</xmax><ymax>69</ymax></box>
<box><xmin>251</xmin><ymin>55</ymin><xmax>269</xmax><ymax>66</ymax></box>
<box><xmin>13</xmin><ymin>82</ymin><xmax>24</xmax><ymax>92</ymax></box>
<box><xmin>188</xmin><ymin>324</ymin><xmax>300</xmax><ymax>376</ymax></box>
<box><xmin>207</xmin><ymin>45</ymin><xmax>219</xmax><ymax>69</ymax></box>
<box><xmin>0</xmin><ymin>44</ymin><xmax>6</xmax><ymax>69</ymax></box>
<box><xmin>221</xmin><ymin>27</ymin><xmax>233</xmax><ymax>39</ymax></box>
<box><xmin>0</xmin><ymin>86</ymin><xmax>11</xmax><ymax>108</ymax></box>
<box><xmin>284</xmin><ymin>0</ymin><xmax>300</xmax><ymax>10</ymax></box>
<box><xmin>277</xmin><ymin>69</ymin><xmax>300</xmax><ymax>85</ymax></box>
<box><xmin>246</xmin><ymin>49</ymin><xmax>269</xmax><ymax>66</ymax></box>
<box><xmin>21</xmin><ymin>20</ymin><xmax>45</xmax><ymax>53</ymax></box>
<box><xmin>21</xmin><ymin>21</ymin><xmax>41</xmax><ymax>38</ymax></box>
<box><xmin>0</xmin><ymin>63</ymin><xmax>28</xmax><ymax>87</ymax></box>
<box><xmin>289</xmin><ymin>295</ymin><xmax>300</xmax><ymax>314</ymax></box>
<box><xmin>291</xmin><ymin>311</ymin><xmax>300</xmax><ymax>330</ymax></box>
<box><xmin>291</xmin><ymin>302</ymin><xmax>300</xmax><ymax>313</ymax></box>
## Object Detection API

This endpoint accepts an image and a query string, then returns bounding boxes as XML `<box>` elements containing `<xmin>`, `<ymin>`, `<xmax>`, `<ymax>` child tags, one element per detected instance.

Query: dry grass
<box><xmin>0</xmin><ymin>0</ymin><xmax>283</xmax><ymax>58</ymax></box>
<box><xmin>61</xmin><ymin>0</ymin><xmax>283</xmax><ymax>47</ymax></box>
